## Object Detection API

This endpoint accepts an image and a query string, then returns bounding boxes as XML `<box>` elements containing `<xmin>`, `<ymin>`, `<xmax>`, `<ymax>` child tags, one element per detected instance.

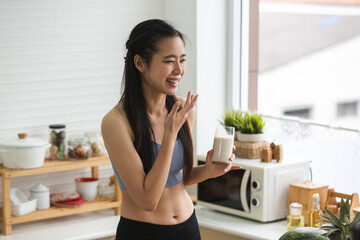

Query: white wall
<box><xmin>165</xmin><ymin>0</ymin><xmax>229</xmax><ymax>156</ymax></box>
<box><xmin>0</xmin><ymin>0</ymin><xmax>230</xmax><ymax>200</ymax></box>
<box><xmin>0</xmin><ymin>0</ymin><xmax>165</xmax><ymax>200</ymax></box>
<box><xmin>164</xmin><ymin>0</ymin><xmax>198</xmax><ymax>155</ymax></box>
<box><xmin>196</xmin><ymin>0</ymin><xmax>228</xmax><ymax>155</ymax></box>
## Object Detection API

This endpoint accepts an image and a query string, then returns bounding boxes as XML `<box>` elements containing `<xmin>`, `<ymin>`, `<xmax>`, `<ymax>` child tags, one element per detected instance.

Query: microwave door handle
<box><xmin>240</xmin><ymin>169</ymin><xmax>251</xmax><ymax>213</ymax></box>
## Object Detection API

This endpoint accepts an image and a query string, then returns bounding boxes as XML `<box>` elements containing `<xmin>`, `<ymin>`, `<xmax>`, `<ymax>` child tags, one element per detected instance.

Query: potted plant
<box><xmin>320</xmin><ymin>199</ymin><xmax>360</xmax><ymax>240</ymax></box>
<box><xmin>221</xmin><ymin>109</ymin><xmax>242</xmax><ymax>133</ymax></box>
<box><xmin>236</xmin><ymin>111</ymin><xmax>266</xmax><ymax>142</ymax></box>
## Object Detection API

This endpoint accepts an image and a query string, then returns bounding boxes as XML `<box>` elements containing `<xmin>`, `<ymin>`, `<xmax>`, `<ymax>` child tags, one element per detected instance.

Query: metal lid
<box><xmin>0</xmin><ymin>137</ymin><xmax>48</xmax><ymax>148</ymax></box>
<box><xmin>30</xmin><ymin>183</ymin><xmax>49</xmax><ymax>193</ymax></box>
<box><xmin>49</xmin><ymin>124</ymin><xmax>66</xmax><ymax>129</ymax></box>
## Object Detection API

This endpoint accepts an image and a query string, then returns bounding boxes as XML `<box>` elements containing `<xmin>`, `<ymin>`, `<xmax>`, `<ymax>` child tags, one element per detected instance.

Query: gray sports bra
<box><xmin>110</xmin><ymin>139</ymin><xmax>185</xmax><ymax>190</ymax></box>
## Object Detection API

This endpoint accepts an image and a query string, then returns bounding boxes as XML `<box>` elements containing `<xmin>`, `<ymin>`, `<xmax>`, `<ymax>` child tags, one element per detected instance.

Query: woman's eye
<box><xmin>165</xmin><ymin>61</ymin><xmax>174</xmax><ymax>63</ymax></box>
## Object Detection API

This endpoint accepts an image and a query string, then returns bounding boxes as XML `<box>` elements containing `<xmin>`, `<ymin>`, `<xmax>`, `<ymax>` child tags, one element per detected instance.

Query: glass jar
<box><xmin>85</xmin><ymin>132</ymin><xmax>105</xmax><ymax>157</ymax></box>
<box><xmin>68</xmin><ymin>135</ymin><xmax>91</xmax><ymax>160</ymax></box>
<box><xmin>49</xmin><ymin>124</ymin><xmax>66</xmax><ymax>160</ymax></box>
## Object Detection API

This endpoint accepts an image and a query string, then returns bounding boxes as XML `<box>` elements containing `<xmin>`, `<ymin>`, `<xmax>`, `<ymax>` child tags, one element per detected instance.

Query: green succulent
<box><xmin>320</xmin><ymin>199</ymin><xmax>360</xmax><ymax>240</ymax></box>
<box><xmin>238</xmin><ymin>112</ymin><xmax>265</xmax><ymax>134</ymax></box>
<box><xmin>221</xmin><ymin>110</ymin><xmax>242</xmax><ymax>131</ymax></box>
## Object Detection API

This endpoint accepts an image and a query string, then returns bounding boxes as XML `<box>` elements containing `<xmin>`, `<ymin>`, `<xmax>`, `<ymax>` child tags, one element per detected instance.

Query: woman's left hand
<box><xmin>204</xmin><ymin>146</ymin><xmax>242</xmax><ymax>179</ymax></box>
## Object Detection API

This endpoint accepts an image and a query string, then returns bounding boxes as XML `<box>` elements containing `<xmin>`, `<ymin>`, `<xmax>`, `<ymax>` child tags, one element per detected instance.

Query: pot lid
<box><xmin>30</xmin><ymin>183</ymin><xmax>49</xmax><ymax>193</ymax></box>
<box><xmin>0</xmin><ymin>137</ymin><xmax>48</xmax><ymax>148</ymax></box>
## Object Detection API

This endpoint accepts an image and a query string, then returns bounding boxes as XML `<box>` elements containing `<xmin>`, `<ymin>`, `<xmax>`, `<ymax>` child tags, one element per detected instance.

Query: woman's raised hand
<box><xmin>164</xmin><ymin>91</ymin><xmax>198</xmax><ymax>138</ymax></box>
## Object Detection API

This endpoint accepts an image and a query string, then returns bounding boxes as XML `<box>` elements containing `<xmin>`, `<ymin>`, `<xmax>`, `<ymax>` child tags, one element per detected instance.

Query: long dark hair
<box><xmin>120</xmin><ymin>19</ymin><xmax>193</xmax><ymax>185</ymax></box>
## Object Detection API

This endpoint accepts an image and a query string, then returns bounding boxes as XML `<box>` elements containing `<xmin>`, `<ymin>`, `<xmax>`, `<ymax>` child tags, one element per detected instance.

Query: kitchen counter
<box><xmin>196</xmin><ymin>205</ymin><xmax>287</xmax><ymax>240</ymax></box>
<box><xmin>0</xmin><ymin>206</ymin><xmax>287</xmax><ymax>240</ymax></box>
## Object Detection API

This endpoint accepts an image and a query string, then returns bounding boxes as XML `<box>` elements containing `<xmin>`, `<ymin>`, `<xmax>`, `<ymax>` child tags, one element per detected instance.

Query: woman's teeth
<box><xmin>167</xmin><ymin>79</ymin><xmax>179</xmax><ymax>83</ymax></box>
<box><xmin>167</xmin><ymin>76</ymin><xmax>181</xmax><ymax>84</ymax></box>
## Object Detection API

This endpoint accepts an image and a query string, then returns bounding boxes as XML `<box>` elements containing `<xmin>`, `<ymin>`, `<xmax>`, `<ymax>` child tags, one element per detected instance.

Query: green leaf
<box><xmin>339</xmin><ymin>198</ymin><xmax>350</xmax><ymax>221</ymax></box>
<box><xmin>351</xmin><ymin>213</ymin><xmax>360</xmax><ymax>228</ymax></box>
<box><xmin>323</xmin><ymin>209</ymin><xmax>342</xmax><ymax>228</ymax></box>
<box><xmin>322</xmin><ymin>228</ymin><xmax>339</xmax><ymax>237</ymax></box>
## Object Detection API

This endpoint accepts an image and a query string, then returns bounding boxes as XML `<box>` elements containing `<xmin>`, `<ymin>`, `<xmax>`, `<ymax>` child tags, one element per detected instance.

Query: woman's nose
<box><xmin>173</xmin><ymin>61</ymin><xmax>182</xmax><ymax>74</ymax></box>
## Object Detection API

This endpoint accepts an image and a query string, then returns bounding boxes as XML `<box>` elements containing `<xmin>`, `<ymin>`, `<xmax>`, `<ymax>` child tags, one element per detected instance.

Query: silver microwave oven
<box><xmin>197</xmin><ymin>156</ymin><xmax>310</xmax><ymax>222</ymax></box>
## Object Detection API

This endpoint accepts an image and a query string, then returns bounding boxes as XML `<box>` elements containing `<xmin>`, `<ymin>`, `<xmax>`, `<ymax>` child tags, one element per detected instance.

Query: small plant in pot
<box><xmin>236</xmin><ymin>111</ymin><xmax>266</xmax><ymax>142</ymax></box>
<box><xmin>320</xmin><ymin>199</ymin><xmax>360</xmax><ymax>240</ymax></box>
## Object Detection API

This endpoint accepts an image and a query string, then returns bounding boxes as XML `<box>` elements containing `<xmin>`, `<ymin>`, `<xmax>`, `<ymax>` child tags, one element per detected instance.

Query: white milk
<box><xmin>212</xmin><ymin>135</ymin><xmax>234</xmax><ymax>165</ymax></box>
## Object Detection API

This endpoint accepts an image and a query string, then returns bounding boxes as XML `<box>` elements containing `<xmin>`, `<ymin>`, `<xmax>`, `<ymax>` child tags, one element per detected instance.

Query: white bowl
<box><xmin>10</xmin><ymin>188</ymin><xmax>38</xmax><ymax>216</ymax></box>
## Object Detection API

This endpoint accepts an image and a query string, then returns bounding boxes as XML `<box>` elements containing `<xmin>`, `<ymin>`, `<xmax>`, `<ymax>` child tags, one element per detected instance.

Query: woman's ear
<box><xmin>134</xmin><ymin>55</ymin><xmax>146</xmax><ymax>72</ymax></box>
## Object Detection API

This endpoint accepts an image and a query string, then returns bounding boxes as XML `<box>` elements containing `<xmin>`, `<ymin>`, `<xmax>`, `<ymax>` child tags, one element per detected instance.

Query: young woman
<box><xmin>101</xmin><ymin>19</ymin><xmax>240</xmax><ymax>240</ymax></box>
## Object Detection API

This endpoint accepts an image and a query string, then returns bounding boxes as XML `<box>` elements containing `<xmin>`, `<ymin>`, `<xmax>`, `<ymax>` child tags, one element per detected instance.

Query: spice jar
<box><xmin>49</xmin><ymin>124</ymin><xmax>66</xmax><ymax>160</ymax></box>
<box><xmin>68</xmin><ymin>135</ymin><xmax>90</xmax><ymax>160</ymax></box>
<box><xmin>85</xmin><ymin>132</ymin><xmax>105</xmax><ymax>157</ymax></box>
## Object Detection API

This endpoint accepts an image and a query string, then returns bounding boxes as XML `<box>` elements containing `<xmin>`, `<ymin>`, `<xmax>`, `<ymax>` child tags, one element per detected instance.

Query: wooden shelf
<box><xmin>0</xmin><ymin>155</ymin><xmax>121</xmax><ymax>235</ymax></box>
<box><xmin>0</xmin><ymin>155</ymin><xmax>111</xmax><ymax>178</ymax></box>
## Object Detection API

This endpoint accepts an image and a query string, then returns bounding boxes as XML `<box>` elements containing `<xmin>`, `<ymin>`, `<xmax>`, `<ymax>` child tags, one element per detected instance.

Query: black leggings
<box><xmin>115</xmin><ymin>210</ymin><xmax>201</xmax><ymax>240</ymax></box>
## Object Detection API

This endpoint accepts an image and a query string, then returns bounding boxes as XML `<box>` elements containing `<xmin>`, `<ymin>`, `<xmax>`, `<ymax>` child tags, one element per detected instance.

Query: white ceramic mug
<box><xmin>75</xmin><ymin>177</ymin><xmax>101</xmax><ymax>201</ymax></box>
<box><xmin>211</xmin><ymin>125</ymin><xmax>235</xmax><ymax>166</ymax></box>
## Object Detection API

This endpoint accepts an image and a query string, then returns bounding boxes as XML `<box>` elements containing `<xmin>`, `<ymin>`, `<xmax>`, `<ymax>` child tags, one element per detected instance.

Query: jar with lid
<box><xmin>85</xmin><ymin>132</ymin><xmax>105</xmax><ymax>157</ymax></box>
<box><xmin>68</xmin><ymin>135</ymin><xmax>91</xmax><ymax>160</ymax></box>
<box><xmin>49</xmin><ymin>124</ymin><xmax>66</xmax><ymax>160</ymax></box>
<box><xmin>287</xmin><ymin>202</ymin><xmax>304</xmax><ymax>231</ymax></box>
<box><xmin>30</xmin><ymin>183</ymin><xmax>50</xmax><ymax>209</ymax></box>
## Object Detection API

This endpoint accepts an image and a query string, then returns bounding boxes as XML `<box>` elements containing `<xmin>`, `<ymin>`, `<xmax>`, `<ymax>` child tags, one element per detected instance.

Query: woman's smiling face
<box><xmin>140</xmin><ymin>36</ymin><xmax>186</xmax><ymax>96</ymax></box>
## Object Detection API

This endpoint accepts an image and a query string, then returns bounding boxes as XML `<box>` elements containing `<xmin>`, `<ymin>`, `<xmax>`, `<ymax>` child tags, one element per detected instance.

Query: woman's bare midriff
<box><xmin>120</xmin><ymin>182</ymin><xmax>194</xmax><ymax>225</ymax></box>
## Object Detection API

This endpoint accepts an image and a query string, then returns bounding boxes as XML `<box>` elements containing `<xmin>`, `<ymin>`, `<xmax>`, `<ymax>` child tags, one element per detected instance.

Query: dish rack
<box><xmin>0</xmin><ymin>155</ymin><xmax>121</xmax><ymax>235</ymax></box>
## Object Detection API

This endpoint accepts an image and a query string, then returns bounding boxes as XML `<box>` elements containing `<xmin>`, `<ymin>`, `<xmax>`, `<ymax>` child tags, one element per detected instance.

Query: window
<box><xmin>284</xmin><ymin>108</ymin><xmax>311</xmax><ymax>119</ymax></box>
<box><xmin>233</xmin><ymin>0</ymin><xmax>360</xmax><ymax>195</ymax></box>
<box><xmin>257</xmin><ymin>1</ymin><xmax>360</xmax><ymax>128</ymax></box>
<box><xmin>337</xmin><ymin>101</ymin><xmax>358</xmax><ymax>117</ymax></box>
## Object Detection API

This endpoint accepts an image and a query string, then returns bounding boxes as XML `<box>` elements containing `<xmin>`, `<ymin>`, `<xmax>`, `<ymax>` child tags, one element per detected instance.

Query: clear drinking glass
<box><xmin>211</xmin><ymin>125</ymin><xmax>235</xmax><ymax>166</ymax></box>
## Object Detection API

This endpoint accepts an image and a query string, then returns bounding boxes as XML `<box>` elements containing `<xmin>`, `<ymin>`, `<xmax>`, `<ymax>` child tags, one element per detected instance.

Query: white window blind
<box><xmin>0</xmin><ymin>0</ymin><xmax>164</xmax><ymax>200</ymax></box>
<box><xmin>0</xmin><ymin>0</ymin><xmax>164</xmax><ymax>138</ymax></box>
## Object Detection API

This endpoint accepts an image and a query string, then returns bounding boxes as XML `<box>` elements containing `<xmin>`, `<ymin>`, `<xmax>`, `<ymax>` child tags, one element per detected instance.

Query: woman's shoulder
<box><xmin>101</xmin><ymin>103</ymin><xmax>131</xmax><ymax>136</ymax></box>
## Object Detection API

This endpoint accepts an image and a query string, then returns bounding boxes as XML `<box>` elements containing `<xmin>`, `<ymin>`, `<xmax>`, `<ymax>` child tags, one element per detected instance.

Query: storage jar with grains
<box><xmin>85</xmin><ymin>132</ymin><xmax>105</xmax><ymax>157</ymax></box>
<box><xmin>68</xmin><ymin>135</ymin><xmax>90</xmax><ymax>160</ymax></box>
<box><xmin>49</xmin><ymin>124</ymin><xmax>66</xmax><ymax>160</ymax></box>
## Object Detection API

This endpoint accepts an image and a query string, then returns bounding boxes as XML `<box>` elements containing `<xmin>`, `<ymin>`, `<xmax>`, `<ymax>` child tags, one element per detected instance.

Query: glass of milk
<box><xmin>211</xmin><ymin>125</ymin><xmax>235</xmax><ymax>166</ymax></box>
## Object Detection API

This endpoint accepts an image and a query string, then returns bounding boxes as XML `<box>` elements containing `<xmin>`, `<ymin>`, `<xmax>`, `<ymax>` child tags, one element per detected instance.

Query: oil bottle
<box><xmin>309</xmin><ymin>193</ymin><xmax>322</xmax><ymax>228</ymax></box>
<box><xmin>287</xmin><ymin>202</ymin><xmax>304</xmax><ymax>231</ymax></box>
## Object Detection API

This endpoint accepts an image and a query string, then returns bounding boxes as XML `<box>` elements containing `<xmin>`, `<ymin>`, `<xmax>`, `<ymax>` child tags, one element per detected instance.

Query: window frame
<box><xmin>228</xmin><ymin>0</ymin><xmax>259</xmax><ymax>111</ymax></box>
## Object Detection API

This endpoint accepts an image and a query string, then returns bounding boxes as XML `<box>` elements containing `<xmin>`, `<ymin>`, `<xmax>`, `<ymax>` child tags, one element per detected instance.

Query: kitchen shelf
<box><xmin>0</xmin><ymin>155</ymin><xmax>121</xmax><ymax>235</ymax></box>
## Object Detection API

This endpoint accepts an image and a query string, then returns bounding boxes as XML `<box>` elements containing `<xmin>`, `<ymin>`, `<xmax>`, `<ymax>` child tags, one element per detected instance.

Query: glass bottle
<box><xmin>49</xmin><ymin>124</ymin><xmax>66</xmax><ymax>160</ymax></box>
<box><xmin>309</xmin><ymin>193</ymin><xmax>322</xmax><ymax>228</ymax></box>
<box><xmin>287</xmin><ymin>202</ymin><xmax>304</xmax><ymax>231</ymax></box>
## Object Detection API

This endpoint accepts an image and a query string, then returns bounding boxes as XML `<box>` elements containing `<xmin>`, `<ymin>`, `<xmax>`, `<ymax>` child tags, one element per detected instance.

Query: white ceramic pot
<box><xmin>30</xmin><ymin>183</ymin><xmax>50</xmax><ymax>209</ymax></box>
<box><xmin>236</xmin><ymin>132</ymin><xmax>264</xmax><ymax>143</ymax></box>
<box><xmin>0</xmin><ymin>134</ymin><xmax>50</xmax><ymax>169</ymax></box>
